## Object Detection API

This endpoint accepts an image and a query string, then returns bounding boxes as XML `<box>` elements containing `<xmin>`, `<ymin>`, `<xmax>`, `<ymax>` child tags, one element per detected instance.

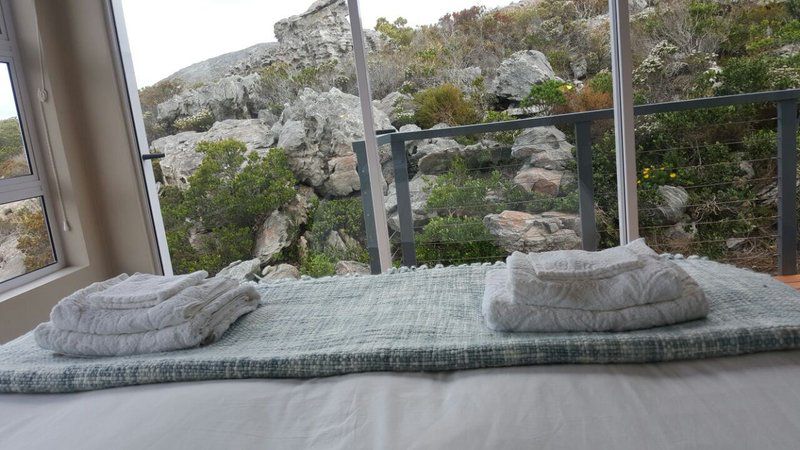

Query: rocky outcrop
<box><xmin>513</xmin><ymin>167</ymin><xmax>566</xmax><ymax>196</ymax></box>
<box><xmin>483</xmin><ymin>210</ymin><xmax>581</xmax><ymax>253</ymax></box>
<box><xmin>373</xmin><ymin>91</ymin><xmax>415</xmax><ymax>126</ymax></box>
<box><xmin>276</xmin><ymin>88</ymin><xmax>393</xmax><ymax>196</ymax></box>
<box><xmin>165</xmin><ymin>43</ymin><xmax>279</xmax><ymax>86</ymax></box>
<box><xmin>253</xmin><ymin>186</ymin><xmax>316</xmax><ymax>264</ymax></box>
<box><xmin>156</xmin><ymin>74</ymin><xmax>266</xmax><ymax>124</ymax></box>
<box><xmin>384</xmin><ymin>174</ymin><xmax>438</xmax><ymax>231</ymax></box>
<box><xmin>273</xmin><ymin>0</ymin><xmax>353</xmax><ymax>69</ymax></box>
<box><xmin>216</xmin><ymin>258</ymin><xmax>261</xmax><ymax>282</ymax></box>
<box><xmin>492</xmin><ymin>50</ymin><xmax>558</xmax><ymax>103</ymax></box>
<box><xmin>261</xmin><ymin>263</ymin><xmax>300</xmax><ymax>281</ymax></box>
<box><xmin>335</xmin><ymin>260</ymin><xmax>370</xmax><ymax>275</ymax></box>
<box><xmin>656</xmin><ymin>185</ymin><xmax>689</xmax><ymax>224</ymax></box>
<box><xmin>511</xmin><ymin>126</ymin><xmax>574</xmax><ymax>170</ymax></box>
<box><xmin>152</xmin><ymin>119</ymin><xmax>276</xmax><ymax>187</ymax></box>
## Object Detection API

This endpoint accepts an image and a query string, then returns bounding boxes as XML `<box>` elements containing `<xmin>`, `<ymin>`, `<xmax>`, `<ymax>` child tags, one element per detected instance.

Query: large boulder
<box><xmin>511</xmin><ymin>126</ymin><xmax>574</xmax><ymax>170</ymax></box>
<box><xmin>276</xmin><ymin>88</ymin><xmax>392</xmax><ymax>196</ymax></box>
<box><xmin>165</xmin><ymin>43</ymin><xmax>279</xmax><ymax>86</ymax></box>
<box><xmin>373</xmin><ymin>91</ymin><xmax>415</xmax><ymax>127</ymax></box>
<box><xmin>216</xmin><ymin>258</ymin><xmax>262</xmax><ymax>282</ymax></box>
<box><xmin>513</xmin><ymin>167</ymin><xmax>566</xmax><ymax>196</ymax></box>
<box><xmin>156</xmin><ymin>74</ymin><xmax>266</xmax><ymax>124</ymax></box>
<box><xmin>335</xmin><ymin>260</ymin><xmax>371</xmax><ymax>275</ymax></box>
<box><xmin>253</xmin><ymin>186</ymin><xmax>316</xmax><ymax>264</ymax></box>
<box><xmin>261</xmin><ymin>263</ymin><xmax>301</xmax><ymax>281</ymax></box>
<box><xmin>492</xmin><ymin>50</ymin><xmax>558</xmax><ymax>103</ymax></box>
<box><xmin>152</xmin><ymin>119</ymin><xmax>276</xmax><ymax>188</ymax></box>
<box><xmin>483</xmin><ymin>210</ymin><xmax>581</xmax><ymax>253</ymax></box>
<box><xmin>656</xmin><ymin>185</ymin><xmax>689</xmax><ymax>224</ymax></box>
<box><xmin>384</xmin><ymin>174</ymin><xmax>438</xmax><ymax>231</ymax></box>
<box><xmin>273</xmin><ymin>0</ymin><xmax>354</xmax><ymax>69</ymax></box>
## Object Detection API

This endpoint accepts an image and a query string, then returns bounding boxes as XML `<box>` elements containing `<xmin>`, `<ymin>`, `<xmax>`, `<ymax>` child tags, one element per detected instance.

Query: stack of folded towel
<box><xmin>34</xmin><ymin>271</ymin><xmax>260</xmax><ymax>357</ymax></box>
<box><xmin>483</xmin><ymin>239</ymin><xmax>709</xmax><ymax>332</ymax></box>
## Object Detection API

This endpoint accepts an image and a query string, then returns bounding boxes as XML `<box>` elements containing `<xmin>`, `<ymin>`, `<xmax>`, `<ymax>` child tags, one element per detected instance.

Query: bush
<box><xmin>306</xmin><ymin>197</ymin><xmax>369</xmax><ymax>263</ymax></box>
<box><xmin>413</xmin><ymin>84</ymin><xmax>480</xmax><ymax>129</ymax></box>
<box><xmin>416</xmin><ymin>216</ymin><xmax>504</xmax><ymax>265</ymax></box>
<box><xmin>482</xmin><ymin>110</ymin><xmax>521</xmax><ymax>145</ymax></box>
<box><xmin>520</xmin><ymin>80</ymin><xmax>570</xmax><ymax>113</ymax></box>
<box><xmin>161</xmin><ymin>140</ymin><xmax>297</xmax><ymax>274</ymax></box>
<box><xmin>375</xmin><ymin>17</ymin><xmax>414</xmax><ymax>47</ymax></box>
<box><xmin>16</xmin><ymin>207</ymin><xmax>54</xmax><ymax>271</ymax></box>
<box><xmin>300</xmin><ymin>252</ymin><xmax>336</xmax><ymax>277</ymax></box>
<box><xmin>174</xmin><ymin>109</ymin><xmax>215</xmax><ymax>132</ymax></box>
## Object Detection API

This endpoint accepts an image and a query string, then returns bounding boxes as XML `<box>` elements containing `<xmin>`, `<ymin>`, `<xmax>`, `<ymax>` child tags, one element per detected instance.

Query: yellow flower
<box><xmin>670</xmin><ymin>173</ymin><xmax>677</xmax><ymax>178</ymax></box>
<box><xmin>643</xmin><ymin>174</ymin><xmax>650</xmax><ymax>179</ymax></box>
<box><xmin>637</xmin><ymin>180</ymin><xmax>642</xmax><ymax>184</ymax></box>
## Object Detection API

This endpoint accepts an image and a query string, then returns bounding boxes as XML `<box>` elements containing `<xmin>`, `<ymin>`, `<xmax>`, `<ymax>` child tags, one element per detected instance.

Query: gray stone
<box><xmin>492</xmin><ymin>50</ymin><xmax>558</xmax><ymax>102</ymax></box>
<box><xmin>261</xmin><ymin>263</ymin><xmax>301</xmax><ymax>281</ymax></box>
<box><xmin>570</xmin><ymin>56</ymin><xmax>588</xmax><ymax>80</ymax></box>
<box><xmin>484</xmin><ymin>210</ymin><xmax>581</xmax><ymax>253</ymax></box>
<box><xmin>656</xmin><ymin>185</ymin><xmax>689</xmax><ymax>224</ymax></box>
<box><xmin>373</xmin><ymin>91</ymin><xmax>415</xmax><ymax>126</ymax></box>
<box><xmin>385</xmin><ymin>174</ymin><xmax>438</xmax><ymax>232</ymax></box>
<box><xmin>152</xmin><ymin>119</ymin><xmax>276</xmax><ymax>188</ymax></box>
<box><xmin>156</xmin><ymin>73</ymin><xmax>266</xmax><ymax>124</ymax></box>
<box><xmin>334</xmin><ymin>260</ymin><xmax>371</xmax><ymax>275</ymax></box>
<box><xmin>511</xmin><ymin>126</ymin><xmax>574</xmax><ymax>170</ymax></box>
<box><xmin>216</xmin><ymin>258</ymin><xmax>262</xmax><ymax>281</ymax></box>
<box><xmin>513</xmin><ymin>167</ymin><xmax>566</xmax><ymax>196</ymax></box>
<box><xmin>253</xmin><ymin>186</ymin><xmax>316</xmax><ymax>264</ymax></box>
<box><xmin>276</xmin><ymin>87</ymin><xmax>392</xmax><ymax>196</ymax></box>
<box><xmin>273</xmin><ymin>0</ymin><xmax>355</xmax><ymax>69</ymax></box>
<box><xmin>164</xmin><ymin>43</ymin><xmax>279</xmax><ymax>86</ymax></box>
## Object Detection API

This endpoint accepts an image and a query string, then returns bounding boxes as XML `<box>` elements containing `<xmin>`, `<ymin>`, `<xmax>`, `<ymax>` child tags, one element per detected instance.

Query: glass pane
<box><xmin>0</xmin><ymin>62</ymin><xmax>30</xmax><ymax>179</ymax></box>
<box><xmin>0</xmin><ymin>197</ymin><xmax>56</xmax><ymax>283</ymax></box>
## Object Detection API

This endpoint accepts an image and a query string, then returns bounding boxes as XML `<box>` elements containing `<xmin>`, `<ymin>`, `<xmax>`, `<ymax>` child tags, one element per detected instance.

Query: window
<box><xmin>0</xmin><ymin>2</ymin><xmax>61</xmax><ymax>291</ymax></box>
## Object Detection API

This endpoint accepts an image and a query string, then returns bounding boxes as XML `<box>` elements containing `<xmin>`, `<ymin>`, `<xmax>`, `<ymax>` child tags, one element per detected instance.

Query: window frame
<box><xmin>0</xmin><ymin>0</ymin><xmax>64</xmax><ymax>294</ymax></box>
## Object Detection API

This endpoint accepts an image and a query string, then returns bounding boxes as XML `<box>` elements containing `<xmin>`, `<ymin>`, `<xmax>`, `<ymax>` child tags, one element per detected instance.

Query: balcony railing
<box><xmin>353</xmin><ymin>89</ymin><xmax>800</xmax><ymax>275</ymax></box>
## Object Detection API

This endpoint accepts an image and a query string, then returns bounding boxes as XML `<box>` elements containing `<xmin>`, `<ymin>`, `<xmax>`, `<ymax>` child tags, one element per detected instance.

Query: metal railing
<box><xmin>353</xmin><ymin>89</ymin><xmax>800</xmax><ymax>275</ymax></box>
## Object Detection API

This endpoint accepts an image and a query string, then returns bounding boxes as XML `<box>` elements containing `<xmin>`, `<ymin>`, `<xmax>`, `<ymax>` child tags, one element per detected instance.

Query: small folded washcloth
<box><xmin>482</xmin><ymin>239</ymin><xmax>709</xmax><ymax>332</ymax></box>
<box><xmin>51</xmin><ymin>277</ymin><xmax>239</xmax><ymax>334</ymax></box>
<box><xmin>81</xmin><ymin>271</ymin><xmax>208</xmax><ymax>309</ymax></box>
<box><xmin>34</xmin><ymin>284</ymin><xmax>260</xmax><ymax>357</ymax></box>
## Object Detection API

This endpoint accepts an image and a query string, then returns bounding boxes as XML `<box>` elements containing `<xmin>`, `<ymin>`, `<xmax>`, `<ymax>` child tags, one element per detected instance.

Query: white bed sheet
<box><xmin>2</xmin><ymin>351</ymin><xmax>800</xmax><ymax>450</ymax></box>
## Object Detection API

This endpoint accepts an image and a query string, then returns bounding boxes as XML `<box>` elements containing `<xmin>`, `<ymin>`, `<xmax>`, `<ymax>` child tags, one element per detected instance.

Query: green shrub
<box><xmin>375</xmin><ymin>17</ymin><xmax>414</xmax><ymax>46</ymax></box>
<box><xmin>520</xmin><ymin>80</ymin><xmax>569</xmax><ymax>112</ymax></box>
<box><xmin>300</xmin><ymin>252</ymin><xmax>336</xmax><ymax>277</ymax></box>
<box><xmin>416</xmin><ymin>216</ymin><xmax>504</xmax><ymax>265</ymax></box>
<box><xmin>174</xmin><ymin>109</ymin><xmax>215</xmax><ymax>132</ymax></box>
<box><xmin>305</xmin><ymin>197</ymin><xmax>369</xmax><ymax>264</ymax></box>
<box><xmin>587</xmin><ymin>71</ymin><xmax>613</xmax><ymax>94</ymax></box>
<box><xmin>16</xmin><ymin>207</ymin><xmax>54</xmax><ymax>271</ymax></box>
<box><xmin>413</xmin><ymin>84</ymin><xmax>480</xmax><ymax>129</ymax></box>
<box><xmin>482</xmin><ymin>110</ymin><xmax>521</xmax><ymax>145</ymax></box>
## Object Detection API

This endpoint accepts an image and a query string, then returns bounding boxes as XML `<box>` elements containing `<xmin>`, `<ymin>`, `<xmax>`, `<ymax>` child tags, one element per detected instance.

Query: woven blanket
<box><xmin>2</xmin><ymin>257</ymin><xmax>800</xmax><ymax>393</ymax></box>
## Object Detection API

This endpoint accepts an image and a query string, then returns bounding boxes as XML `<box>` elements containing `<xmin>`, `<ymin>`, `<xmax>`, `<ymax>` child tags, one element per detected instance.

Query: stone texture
<box><xmin>253</xmin><ymin>186</ymin><xmax>316</xmax><ymax>264</ymax></box>
<box><xmin>261</xmin><ymin>263</ymin><xmax>301</xmax><ymax>281</ymax></box>
<box><xmin>484</xmin><ymin>210</ymin><xmax>581</xmax><ymax>253</ymax></box>
<box><xmin>216</xmin><ymin>258</ymin><xmax>262</xmax><ymax>282</ymax></box>
<box><xmin>373</xmin><ymin>91</ymin><xmax>415</xmax><ymax>126</ymax></box>
<box><xmin>156</xmin><ymin>74</ymin><xmax>266</xmax><ymax>124</ymax></box>
<box><xmin>385</xmin><ymin>174</ymin><xmax>438</xmax><ymax>232</ymax></box>
<box><xmin>492</xmin><ymin>50</ymin><xmax>558</xmax><ymax>102</ymax></box>
<box><xmin>276</xmin><ymin>88</ymin><xmax>392</xmax><ymax>196</ymax></box>
<box><xmin>656</xmin><ymin>185</ymin><xmax>689</xmax><ymax>224</ymax></box>
<box><xmin>511</xmin><ymin>126</ymin><xmax>574</xmax><ymax>170</ymax></box>
<box><xmin>273</xmin><ymin>0</ymin><xmax>354</xmax><ymax>69</ymax></box>
<box><xmin>513</xmin><ymin>167</ymin><xmax>565</xmax><ymax>196</ymax></box>
<box><xmin>334</xmin><ymin>260</ymin><xmax>371</xmax><ymax>275</ymax></box>
<box><xmin>152</xmin><ymin>119</ymin><xmax>276</xmax><ymax>188</ymax></box>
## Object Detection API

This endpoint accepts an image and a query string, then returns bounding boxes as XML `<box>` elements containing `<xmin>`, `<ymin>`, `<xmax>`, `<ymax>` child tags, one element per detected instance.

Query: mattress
<box><xmin>1</xmin><ymin>351</ymin><xmax>800</xmax><ymax>450</ymax></box>
<box><xmin>3</xmin><ymin>257</ymin><xmax>800</xmax><ymax>393</ymax></box>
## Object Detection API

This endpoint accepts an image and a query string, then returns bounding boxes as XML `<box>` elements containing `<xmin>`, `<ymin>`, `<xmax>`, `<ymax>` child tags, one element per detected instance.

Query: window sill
<box><xmin>0</xmin><ymin>264</ymin><xmax>86</xmax><ymax>305</ymax></box>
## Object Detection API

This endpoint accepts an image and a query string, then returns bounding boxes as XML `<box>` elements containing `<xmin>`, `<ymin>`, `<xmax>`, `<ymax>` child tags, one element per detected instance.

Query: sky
<box><xmin>0</xmin><ymin>64</ymin><xmax>18</xmax><ymax>120</ymax></box>
<box><xmin>120</xmin><ymin>0</ymin><xmax>514</xmax><ymax>88</ymax></box>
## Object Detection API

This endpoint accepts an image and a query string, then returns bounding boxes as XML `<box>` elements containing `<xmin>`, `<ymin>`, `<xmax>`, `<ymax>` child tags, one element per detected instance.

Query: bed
<box><xmin>1</xmin><ymin>258</ymin><xmax>800</xmax><ymax>448</ymax></box>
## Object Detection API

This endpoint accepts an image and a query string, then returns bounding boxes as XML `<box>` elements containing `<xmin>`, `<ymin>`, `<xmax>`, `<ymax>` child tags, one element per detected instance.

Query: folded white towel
<box><xmin>81</xmin><ymin>271</ymin><xmax>208</xmax><ymax>310</ymax></box>
<box><xmin>507</xmin><ymin>239</ymin><xmax>684</xmax><ymax>311</ymax></box>
<box><xmin>51</xmin><ymin>277</ymin><xmax>239</xmax><ymax>334</ymax></box>
<box><xmin>483</xmin><ymin>268</ymin><xmax>709</xmax><ymax>332</ymax></box>
<box><xmin>34</xmin><ymin>284</ymin><xmax>260</xmax><ymax>357</ymax></box>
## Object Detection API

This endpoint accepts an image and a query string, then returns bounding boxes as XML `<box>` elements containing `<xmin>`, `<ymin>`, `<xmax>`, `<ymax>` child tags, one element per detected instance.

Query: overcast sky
<box><xmin>120</xmin><ymin>0</ymin><xmax>514</xmax><ymax>87</ymax></box>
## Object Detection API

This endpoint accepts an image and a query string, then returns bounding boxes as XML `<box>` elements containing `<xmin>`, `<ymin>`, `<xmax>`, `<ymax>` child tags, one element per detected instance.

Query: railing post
<box><xmin>574</xmin><ymin>121</ymin><xmax>599</xmax><ymax>251</ymax></box>
<box><xmin>353</xmin><ymin>141</ymin><xmax>382</xmax><ymax>274</ymax></box>
<box><xmin>391</xmin><ymin>138</ymin><xmax>417</xmax><ymax>267</ymax></box>
<box><xmin>777</xmin><ymin>99</ymin><xmax>799</xmax><ymax>275</ymax></box>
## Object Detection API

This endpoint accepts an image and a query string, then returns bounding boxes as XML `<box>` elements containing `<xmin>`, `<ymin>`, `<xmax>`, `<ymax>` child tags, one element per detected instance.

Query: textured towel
<box><xmin>82</xmin><ymin>271</ymin><xmax>208</xmax><ymax>309</ymax></box>
<box><xmin>34</xmin><ymin>284</ymin><xmax>260</xmax><ymax>357</ymax></box>
<box><xmin>507</xmin><ymin>239</ymin><xmax>686</xmax><ymax>310</ymax></box>
<box><xmin>529</xmin><ymin>244</ymin><xmax>643</xmax><ymax>281</ymax></box>
<box><xmin>51</xmin><ymin>277</ymin><xmax>239</xmax><ymax>334</ymax></box>
<box><xmin>2</xmin><ymin>258</ymin><xmax>800</xmax><ymax>393</ymax></box>
<box><xmin>483</xmin><ymin>268</ymin><xmax>709</xmax><ymax>332</ymax></box>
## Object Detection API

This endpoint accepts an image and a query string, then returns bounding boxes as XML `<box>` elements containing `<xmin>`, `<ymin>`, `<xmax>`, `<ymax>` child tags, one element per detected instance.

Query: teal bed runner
<box><xmin>2</xmin><ymin>257</ymin><xmax>800</xmax><ymax>393</ymax></box>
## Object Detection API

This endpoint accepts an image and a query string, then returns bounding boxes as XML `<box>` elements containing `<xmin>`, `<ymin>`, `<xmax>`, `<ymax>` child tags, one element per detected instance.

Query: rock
<box><xmin>277</xmin><ymin>88</ymin><xmax>392</xmax><ymax>196</ymax></box>
<box><xmin>335</xmin><ymin>260</ymin><xmax>371</xmax><ymax>275</ymax></box>
<box><xmin>0</xmin><ymin>232</ymin><xmax>24</xmax><ymax>283</ymax></box>
<box><xmin>513</xmin><ymin>167</ymin><xmax>566</xmax><ymax>196</ymax></box>
<box><xmin>152</xmin><ymin>119</ymin><xmax>276</xmax><ymax>188</ymax></box>
<box><xmin>253</xmin><ymin>186</ymin><xmax>316</xmax><ymax>264</ymax></box>
<box><xmin>165</xmin><ymin>43</ymin><xmax>279</xmax><ymax>86</ymax></box>
<box><xmin>492</xmin><ymin>50</ymin><xmax>558</xmax><ymax>103</ymax></box>
<box><xmin>447</xmin><ymin>66</ymin><xmax>483</xmax><ymax>92</ymax></box>
<box><xmin>325</xmin><ymin>230</ymin><xmax>348</xmax><ymax>254</ymax></box>
<box><xmin>373</xmin><ymin>91</ymin><xmax>415</xmax><ymax>126</ymax></box>
<box><xmin>484</xmin><ymin>210</ymin><xmax>581</xmax><ymax>253</ymax></box>
<box><xmin>570</xmin><ymin>56</ymin><xmax>588</xmax><ymax>80</ymax></box>
<box><xmin>273</xmin><ymin>0</ymin><xmax>354</xmax><ymax>69</ymax></box>
<box><xmin>261</xmin><ymin>263</ymin><xmax>300</xmax><ymax>281</ymax></box>
<box><xmin>656</xmin><ymin>185</ymin><xmax>689</xmax><ymax>224</ymax></box>
<box><xmin>156</xmin><ymin>73</ymin><xmax>266</xmax><ymax>124</ymax></box>
<box><xmin>726</xmin><ymin>237</ymin><xmax>747</xmax><ymax>250</ymax></box>
<box><xmin>385</xmin><ymin>174</ymin><xmax>438</xmax><ymax>231</ymax></box>
<box><xmin>776</xmin><ymin>43</ymin><xmax>800</xmax><ymax>59</ymax></box>
<box><xmin>216</xmin><ymin>258</ymin><xmax>262</xmax><ymax>281</ymax></box>
<box><xmin>415</xmin><ymin>136</ymin><xmax>513</xmax><ymax>175</ymax></box>
<box><xmin>511</xmin><ymin>126</ymin><xmax>574</xmax><ymax>170</ymax></box>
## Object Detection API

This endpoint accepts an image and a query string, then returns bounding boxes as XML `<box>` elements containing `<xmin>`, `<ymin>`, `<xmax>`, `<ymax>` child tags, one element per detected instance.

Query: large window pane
<box><xmin>0</xmin><ymin>197</ymin><xmax>56</xmax><ymax>283</ymax></box>
<box><xmin>0</xmin><ymin>62</ymin><xmax>29</xmax><ymax>180</ymax></box>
